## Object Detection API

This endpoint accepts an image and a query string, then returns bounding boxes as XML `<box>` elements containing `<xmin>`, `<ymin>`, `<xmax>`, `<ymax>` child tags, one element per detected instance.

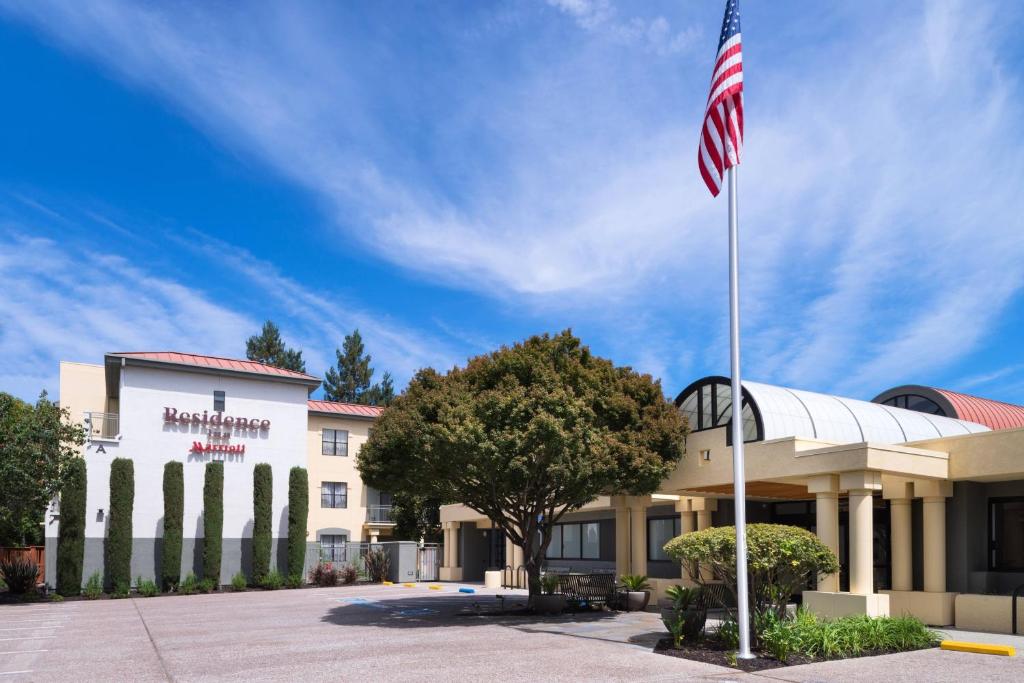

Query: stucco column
<box><xmin>694</xmin><ymin>498</ymin><xmax>717</xmax><ymax>582</ymax></box>
<box><xmin>629</xmin><ymin>497</ymin><xmax>649</xmax><ymax>577</ymax></box>
<box><xmin>612</xmin><ymin>496</ymin><xmax>630</xmax><ymax>576</ymax></box>
<box><xmin>922</xmin><ymin>497</ymin><xmax>947</xmax><ymax>593</ymax></box>
<box><xmin>890</xmin><ymin>499</ymin><xmax>912</xmax><ymax>591</ymax></box>
<box><xmin>808</xmin><ymin>475</ymin><xmax>840</xmax><ymax>592</ymax></box>
<box><xmin>675</xmin><ymin>498</ymin><xmax>697</xmax><ymax>582</ymax></box>
<box><xmin>842</xmin><ymin>471</ymin><xmax>881</xmax><ymax>596</ymax></box>
<box><xmin>442</xmin><ymin>523</ymin><xmax>452</xmax><ymax>568</ymax></box>
<box><xmin>369</xmin><ymin>531</ymin><xmax>379</xmax><ymax>543</ymax></box>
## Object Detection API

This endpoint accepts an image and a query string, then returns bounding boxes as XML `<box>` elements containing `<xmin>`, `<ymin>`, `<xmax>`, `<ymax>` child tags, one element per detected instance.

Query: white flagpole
<box><xmin>728</xmin><ymin>165</ymin><xmax>753</xmax><ymax>659</ymax></box>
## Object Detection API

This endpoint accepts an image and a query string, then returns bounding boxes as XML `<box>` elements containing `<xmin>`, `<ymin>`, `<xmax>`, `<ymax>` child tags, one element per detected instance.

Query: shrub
<box><xmin>161</xmin><ymin>461</ymin><xmax>184</xmax><ymax>591</ymax></box>
<box><xmin>287</xmin><ymin>467</ymin><xmax>308</xmax><ymax>578</ymax></box>
<box><xmin>716</xmin><ymin>616</ymin><xmax>740</xmax><ymax>650</ymax></box>
<box><xmin>252</xmin><ymin>463</ymin><xmax>272</xmax><ymax>585</ymax></box>
<box><xmin>0</xmin><ymin>557</ymin><xmax>38</xmax><ymax>594</ymax></box>
<box><xmin>230</xmin><ymin>572</ymin><xmax>248</xmax><ymax>591</ymax></box>
<box><xmin>539</xmin><ymin>573</ymin><xmax>559</xmax><ymax>595</ymax></box>
<box><xmin>785</xmin><ymin>611</ymin><xmax>939</xmax><ymax>660</ymax></box>
<box><xmin>619</xmin><ymin>574</ymin><xmax>651</xmax><ymax>591</ymax></box>
<box><xmin>83</xmin><ymin>571</ymin><xmax>103</xmax><ymax>599</ymax></box>
<box><xmin>137</xmin><ymin>577</ymin><xmax>160</xmax><ymax>598</ymax></box>
<box><xmin>665</xmin><ymin>523</ymin><xmax>839</xmax><ymax>620</ymax></box>
<box><xmin>338</xmin><ymin>564</ymin><xmax>357</xmax><ymax>585</ymax></box>
<box><xmin>198</xmin><ymin>578</ymin><xmax>217</xmax><ymax>593</ymax></box>
<box><xmin>106</xmin><ymin>458</ymin><xmax>135</xmax><ymax>591</ymax></box>
<box><xmin>260</xmin><ymin>569</ymin><xmax>284</xmax><ymax>590</ymax></box>
<box><xmin>286</xmin><ymin>573</ymin><xmax>303</xmax><ymax>589</ymax></box>
<box><xmin>363</xmin><ymin>548</ymin><xmax>391</xmax><ymax>583</ymax></box>
<box><xmin>57</xmin><ymin>458</ymin><xmax>87</xmax><ymax>596</ymax></box>
<box><xmin>310</xmin><ymin>562</ymin><xmax>339</xmax><ymax>587</ymax></box>
<box><xmin>49</xmin><ymin>593</ymin><xmax>64</xmax><ymax>602</ymax></box>
<box><xmin>203</xmin><ymin>462</ymin><xmax>224</xmax><ymax>585</ymax></box>
<box><xmin>179</xmin><ymin>572</ymin><xmax>199</xmax><ymax>595</ymax></box>
<box><xmin>111</xmin><ymin>579</ymin><xmax>130</xmax><ymax>598</ymax></box>
<box><xmin>760</xmin><ymin>616</ymin><xmax>801</xmax><ymax>663</ymax></box>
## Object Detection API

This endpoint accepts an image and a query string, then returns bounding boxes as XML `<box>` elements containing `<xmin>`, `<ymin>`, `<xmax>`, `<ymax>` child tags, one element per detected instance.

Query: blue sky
<box><xmin>1</xmin><ymin>0</ymin><xmax>1023</xmax><ymax>406</ymax></box>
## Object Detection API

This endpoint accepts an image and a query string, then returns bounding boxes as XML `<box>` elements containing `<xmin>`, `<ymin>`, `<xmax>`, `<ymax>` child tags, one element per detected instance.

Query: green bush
<box><xmin>252</xmin><ymin>463</ymin><xmax>272</xmax><ymax>584</ymax></box>
<box><xmin>49</xmin><ymin>593</ymin><xmax>64</xmax><ymax>602</ymax></box>
<box><xmin>665</xmin><ymin>523</ymin><xmax>839</xmax><ymax>620</ymax></box>
<box><xmin>136</xmin><ymin>576</ymin><xmax>160</xmax><ymax>598</ymax></box>
<box><xmin>339</xmin><ymin>564</ymin><xmax>358</xmax><ymax>585</ymax></box>
<box><xmin>285</xmin><ymin>573</ymin><xmax>303</xmax><ymax>589</ymax></box>
<box><xmin>198</xmin><ymin>578</ymin><xmax>216</xmax><ymax>593</ymax></box>
<box><xmin>203</xmin><ymin>462</ymin><xmax>224</xmax><ymax>584</ymax></box>
<box><xmin>179</xmin><ymin>572</ymin><xmax>199</xmax><ymax>595</ymax></box>
<box><xmin>363</xmin><ymin>548</ymin><xmax>391</xmax><ymax>583</ymax></box>
<box><xmin>161</xmin><ymin>461</ymin><xmax>184</xmax><ymax>591</ymax></box>
<box><xmin>230</xmin><ymin>571</ymin><xmax>248</xmax><ymax>591</ymax></box>
<box><xmin>783</xmin><ymin>610</ymin><xmax>939</xmax><ymax>660</ymax></box>
<box><xmin>106</xmin><ymin>458</ymin><xmax>135</xmax><ymax>591</ymax></box>
<box><xmin>56</xmin><ymin>458</ymin><xmax>87</xmax><ymax>596</ymax></box>
<box><xmin>260</xmin><ymin>569</ymin><xmax>284</xmax><ymax>590</ymax></box>
<box><xmin>111</xmin><ymin>579</ymin><xmax>130</xmax><ymax>598</ymax></box>
<box><xmin>0</xmin><ymin>557</ymin><xmax>38</xmax><ymax>593</ymax></box>
<box><xmin>309</xmin><ymin>562</ymin><xmax>338</xmax><ymax>587</ymax></box>
<box><xmin>287</xmin><ymin>467</ymin><xmax>308</xmax><ymax>579</ymax></box>
<box><xmin>619</xmin><ymin>574</ymin><xmax>651</xmax><ymax>591</ymax></box>
<box><xmin>83</xmin><ymin>571</ymin><xmax>103</xmax><ymax>599</ymax></box>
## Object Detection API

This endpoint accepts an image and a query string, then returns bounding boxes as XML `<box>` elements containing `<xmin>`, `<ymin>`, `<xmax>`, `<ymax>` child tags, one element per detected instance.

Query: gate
<box><xmin>417</xmin><ymin>544</ymin><xmax>441</xmax><ymax>581</ymax></box>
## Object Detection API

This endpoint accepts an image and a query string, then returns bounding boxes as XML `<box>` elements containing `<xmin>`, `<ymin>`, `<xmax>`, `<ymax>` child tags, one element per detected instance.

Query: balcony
<box><xmin>366</xmin><ymin>505</ymin><xmax>395</xmax><ymax>525</ymax></box>
<box><xmin>84</xmin><ymin>412</ymin><xmax>119</xmax><ymax>440</ymax></box>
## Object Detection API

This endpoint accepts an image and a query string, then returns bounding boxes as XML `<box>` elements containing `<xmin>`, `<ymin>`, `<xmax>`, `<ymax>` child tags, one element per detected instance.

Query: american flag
<box><xmin>698</xmin><ymin>0</ymin><xmax>743</xmax><ymax>197</ymax></box>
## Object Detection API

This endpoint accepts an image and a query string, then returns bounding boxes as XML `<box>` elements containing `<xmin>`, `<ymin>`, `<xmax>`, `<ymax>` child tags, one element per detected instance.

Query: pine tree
<box><xmin>245</xmin><ymin>321</ymin><xmax>306</xmax><ymax>373</ymax></box>
<box><xmin>364</xmin><ymin>372</ymin><xmax>396</xmax><ymax>407</ymax></box>
<box><xmin>322</xmin><ymin>329</ymin><xmax>373</xmax><ymax>403</ymax></box>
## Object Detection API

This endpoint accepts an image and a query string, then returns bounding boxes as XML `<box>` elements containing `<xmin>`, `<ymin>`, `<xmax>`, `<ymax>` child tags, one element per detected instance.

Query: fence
<box><xmin>313</xmin><ymin>541</ymin><xmax>442</xmax><ymax>582</ymax></box>
<box><xmin>0</xmin><ymin>546</ymin><xmax>45</xmax><ymax>585</ymax></box>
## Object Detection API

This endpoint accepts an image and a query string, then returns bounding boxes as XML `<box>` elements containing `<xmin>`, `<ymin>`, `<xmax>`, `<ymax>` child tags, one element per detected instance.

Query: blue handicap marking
<box><xmin>396</xmin><ymin>608</ymin><xmax>439</xmax><ymax>616</ymax></box>
<box><xmin>336</xmin><ymin>597</ymin><xmax>387</xmax><ymax>609</ymax></box>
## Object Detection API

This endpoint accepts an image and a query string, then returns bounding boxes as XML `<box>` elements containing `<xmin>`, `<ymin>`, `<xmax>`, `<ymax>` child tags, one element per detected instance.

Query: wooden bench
<box><xmin>555</xmin><ymin>573</ymin><xmax>620</xmax><ymax>609</ymax></box>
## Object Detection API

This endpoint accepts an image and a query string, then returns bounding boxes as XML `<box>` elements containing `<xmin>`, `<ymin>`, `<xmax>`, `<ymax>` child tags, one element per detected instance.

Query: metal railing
<box><xmin>84</xmin><ymin>412</ymin><xmax>119</xmax><ymax>439</ymax></box>
<box><xmin>367</xmin><ymin>505</ymin><xmax>395</xmax><ymax>524</ymax></box>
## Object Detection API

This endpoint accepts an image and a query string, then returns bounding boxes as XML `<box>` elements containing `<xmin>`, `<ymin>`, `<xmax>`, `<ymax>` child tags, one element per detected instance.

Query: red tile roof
<box><xmin>932</xmin><ymin>388</ymin><xmax>1024</xmax><ymax>431</ymax></box>
<box><xmin>108</xmin><ymin>351</ymin><xmax>320</xmax><ymax>383</ymax></box>
<box><xmin>307</xmin><ymin>400</ymin><xmax>384</xmax><ymax>419</ymax></box>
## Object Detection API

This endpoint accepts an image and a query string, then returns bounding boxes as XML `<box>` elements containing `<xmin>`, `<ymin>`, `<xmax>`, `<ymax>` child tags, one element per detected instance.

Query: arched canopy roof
<box><xmin>872</xmin><ymin>385</ymin><xmax>1024</xmax><ymax>432</ymax></box>
<box><xmin>676</xmin><ymin>376</ymin><xmax>988</xmax><ymax>445</ymax></box>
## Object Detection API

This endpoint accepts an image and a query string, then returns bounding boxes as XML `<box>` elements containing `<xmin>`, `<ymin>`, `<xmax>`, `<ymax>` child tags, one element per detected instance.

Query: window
<box><xmin>990</xmin><ymin>497</ymin><xmax>1024</xmax><ymax>571</ymax></box>
<box><xmin>545</xmin><ymin>522</ymin><xmax>601</xmax><ymax>560</ymax></box>
<box><xmin>213</xmin><ymin>390</ymin><xmax>225</xmax><ymax>412</ymax></box>
<box><xmin>320</xmin><ymin>533</ymin><xmax>348</xmax><ymax>562</ymax></box>
<box><xmin>321</xmin><ymin>482</ymin><xmax>348</xmax><ymax>508</ymax></box>
<box><xmin>322</xmin><ymin>429</ymin><xmax>349</xmax><ymax>456</ymax></box>
<box><xmin>648</xmin><ymin>517</ymin><xmax>681</xmax><ymax>561</ymax></box>
<box><xmin>676</xmin><ymin>378</ymin><xmax>761</xmax><ymax>442</ymax></box>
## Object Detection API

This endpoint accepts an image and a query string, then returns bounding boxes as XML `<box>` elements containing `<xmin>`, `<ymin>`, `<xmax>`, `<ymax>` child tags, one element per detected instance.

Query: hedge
<box><xmin>287</xmin><ymin>467</ymin><xmax>308</xmax><ymax>579</ymax></box>
<box><xmin>203</xmin><ymin>461</ymin><xmax>224</xmax><ymax>585</ymax></box>
<box><xmin>252</xmin><ymin>463</ymin><xmax>272</xmax><ymax>583</ymax></box>
<box><xmin>56</xmin><ymin>458</ymin><xmax>87</xmax><ymax>596</ymax></box>
<box><xmin>161</xmin><ymin>461</ymin><xmax>184</xmax><ymax>590</ymax></box>
<box><xmin>106</xmin><ymin>458</ymin><xmax>135</xmax><ymax>591</ymax></box>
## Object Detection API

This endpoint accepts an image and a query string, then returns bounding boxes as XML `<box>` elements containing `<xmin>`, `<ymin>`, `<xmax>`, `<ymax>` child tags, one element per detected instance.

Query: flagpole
<box><xmin>728</xmin><ymin>165</ymin><xmax>753</xmax><ymax>659</ymax></box>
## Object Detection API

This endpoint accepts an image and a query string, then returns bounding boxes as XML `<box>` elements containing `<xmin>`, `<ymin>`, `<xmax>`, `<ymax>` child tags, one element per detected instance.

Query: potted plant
<box><xmin>533</xmin><ymin>573</ymin><xmax>566</xmax><ymax>615</ymax></box>
<box><xmin>659</xmin><ymin>585</ymin><xmax>706</xmax><ymax>638</ymax></box>
<box><xmin>619</xmin><ymin>574</ymin><xmax>651</xmax><ymax>611</ymax></box>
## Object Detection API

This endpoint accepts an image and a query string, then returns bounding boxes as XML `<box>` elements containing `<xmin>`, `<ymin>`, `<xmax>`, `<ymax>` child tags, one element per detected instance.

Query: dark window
<box><xmin>322</xmin><ymin>429</ymin><xmax>349</xmax><ymax>456</ymax></box>
<box><xmin>990</xmin><ymin>497</ymin><xmax>1024</xmax><ymax>571</ymax></box>
<box><xmin>881</xmin><ymin>394</ymin><xmax>945</xmax><ymax>416</ymax></box>
<box><xmin>321</xmin><ymin>482</ymin><xmax>348</xmax><ymax>508</ymax></box>
<box><xmin>648</xmin><ymin>516</ymin><xmax>681</xmax><ymax>561</ymax></box>
<box><xmin>213</xmin><ymin>390</ymin><xmax>225</xmax><ymax>412</ymax></box>
<box><xmin>378</xmin><ymin>491</ymin><xmax>393</xmax><ymax>506</ymax></box>
<box><xmin>320</xmin><ymin>533</ymin><xmax>348</xmax><ymax>562</ymax></box>
<box><xmin>677</xmin><ymin>378</ymin><xmax>761</xmax><ymax>442</ymax></box>
<box><xmin>545</xmin><ymin>522</ymin><xmax>601</xmax><ymax>560</ymax></box>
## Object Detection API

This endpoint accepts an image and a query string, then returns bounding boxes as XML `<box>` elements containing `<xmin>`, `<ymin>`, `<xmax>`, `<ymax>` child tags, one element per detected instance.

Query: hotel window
<box><xmin>322</xmin><ymin>429</ymin><xmax>349</xmax><ymax>456</ymax></box>
<box><xmin>676</xmin><ymin>378</ymin><xmax>761</xmax><ymax>442</ymax></box>
<box><xmin>989</xmin><ymin>497</ymin><xmax>1024</xmax><ymax>571</ymax></box>
<box><xmin>213</xmin><ymin>390</ymin><xmax>225</xmax><ymax>412</ymax></box>
<box><xmin>320</xmin><ymin>534</ymin><xmax>348</xmax><ymax>563</ymax></box>
<box><xmin>648</xmin><ymin>517</ymin><xmax>681</xmax><ymax>561</ymax></box>
<box><xmin>545</xmin><ymin>522</ymin><xmax>601</xmax><ymax>560</ymax></box>
<box><xmin>321</xmin><ymin>482</ymin><xmax>348</xmax><ymax>509</ymax></box>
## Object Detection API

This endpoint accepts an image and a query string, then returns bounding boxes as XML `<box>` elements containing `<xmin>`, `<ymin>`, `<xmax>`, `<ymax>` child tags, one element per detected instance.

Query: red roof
<box><xmin>108</xmin><ymin>351</ymin><xmax>320</xmax><ymax>383</ymax></box>
<box><xmin>307</xmin><ymin>400</ymin><xmax>384</xmax><ymax>419</ymax></box>
<box><xmin>933</xmin><ymin>388</ymin><xmax>1024</xmax><ymax>431</ymax></box>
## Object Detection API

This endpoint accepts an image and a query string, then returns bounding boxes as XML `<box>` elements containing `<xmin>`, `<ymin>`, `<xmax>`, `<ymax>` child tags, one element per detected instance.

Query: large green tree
<box><xmin>322</xmin><ymin>329</ymin><xmax>395</xmax><ymax>406</ymax></box>
<box><xmin>245</xmin><ymin>320</ymin><xmax>307</xmax><ymax>373</ymax></box>
<box><xmin>358</xmin><ymin>331</ymin><xmax>687</xmax><ymax>595</ymax></box>
<box><xmin>0</xmin><ymin>391</ymin><xmax>84</xmax><ymax>546</ymax></box>
<box><xmin>56</xmin><ymin>458</ymin><xmax>87</xmax><ymax>596</ymax></box>
<box><xmin>391</xmin><ymin>492</ymin><xmax>443</xmax><ymax>544</ymax></box>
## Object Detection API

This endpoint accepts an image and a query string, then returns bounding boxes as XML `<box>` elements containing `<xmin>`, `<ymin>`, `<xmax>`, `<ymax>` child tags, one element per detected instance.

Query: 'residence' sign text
<box><xmin>163</xmin><ymin>407</ymin><xmax>270</xmax><ymax>431</ymax></box>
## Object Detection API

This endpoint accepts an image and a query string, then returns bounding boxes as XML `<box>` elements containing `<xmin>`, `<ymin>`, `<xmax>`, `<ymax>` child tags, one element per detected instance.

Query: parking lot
<box><xmin>1</xmin><ymin>584</ymin><xmax>1023</xmax><ymax>682</ymax></box>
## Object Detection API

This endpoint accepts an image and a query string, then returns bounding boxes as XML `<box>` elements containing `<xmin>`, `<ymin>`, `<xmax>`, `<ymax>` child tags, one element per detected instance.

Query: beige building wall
<box><xmin>58</xmin><ymin>361</ymin><xmax>108</xmax><ymax>427</ymax></box>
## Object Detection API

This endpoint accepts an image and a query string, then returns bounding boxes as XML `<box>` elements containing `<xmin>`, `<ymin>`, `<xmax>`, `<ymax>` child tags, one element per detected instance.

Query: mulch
<box><xmin>653</xmin><ymin>637</ymin><xmax>812</xmax><ymax>671</ymax></box>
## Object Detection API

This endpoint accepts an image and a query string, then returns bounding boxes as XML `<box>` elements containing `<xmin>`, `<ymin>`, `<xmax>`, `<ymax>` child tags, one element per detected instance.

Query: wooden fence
<box><xmin>0</xmin><ymin>546</ymin><xmax>45</xmax><ymax>585</ymax></box>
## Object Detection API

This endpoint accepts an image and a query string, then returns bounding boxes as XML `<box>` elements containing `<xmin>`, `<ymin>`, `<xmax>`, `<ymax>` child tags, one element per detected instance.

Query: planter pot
<box><xmin>533</xmin><ymin>594</ymin><xmax>567</xmax><ymax>615</ymax></box>
<box><xmin>624</xmin><ymin>590</ymin><xmax>650</xmax><ymax>612</ymax></box>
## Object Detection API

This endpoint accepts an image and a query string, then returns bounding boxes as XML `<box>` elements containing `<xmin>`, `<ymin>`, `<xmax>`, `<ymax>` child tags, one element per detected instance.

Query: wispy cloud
<box><xmin>546</xmin><ymin>0</ymin><xmax>701</xmax><ymax>55</ymax></box>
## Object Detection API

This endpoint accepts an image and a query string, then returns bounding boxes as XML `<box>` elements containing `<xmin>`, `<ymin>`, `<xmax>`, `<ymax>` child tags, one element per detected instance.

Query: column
<box><xmin>916</xmin><ymin>481</ymin><xmax>952</xmax><ymax>593</ymax></box>
<box><xmin>693</xmin><ymin>498</ymin><xmax>717</xmax><ymax>582</ymax></box>
<box><xmin>612</xmin><ymin>496</ymin><xmax>630</xmax><ymax>577</ymax></box>
<box><xmin>890</xmin><ymin>499</ymin><xmax>912</xmax><ymax>591</ymax></box>
<box><xmin>675</xmin><ymin>498</ymin><xmax>696</xmax><ymax>582</ymax></box>
<box><xmin>629</xmin><ymin>497</ymin><xmax>649</xmax><ymax>577</ymax></box>
<box><xmin>443</xmin><ymin>522</ymin><xmax>453</xmax><ymax>569</ymax></box>
<box><xmin>808</xmin><ymin>475</ymin><xmax>840</xmax><ymax>592</ymax></box>
<box><xmin>841</xmin><ymin>471</ymin><xmax>881</xmax><ymax>596</ymax></box>
<box><xmin>369</xmin><ymin>530</ymin><xmax>380</xmax><ymax>543</ymax></box>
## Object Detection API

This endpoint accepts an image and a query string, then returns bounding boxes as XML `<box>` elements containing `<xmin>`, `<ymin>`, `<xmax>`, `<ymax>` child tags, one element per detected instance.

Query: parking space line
<box><xmin>0</xmin><ymin>628</ymin><xmax>59</xmax><ymax>632</ymax></box>
<box><xmin>0</xmin><ymin>672</ymin><xmax>32</xmax><ymax>676</ymax></box>
<box><xmin>0</xmin><ymin>638</ymin><xmax>56</xmax><ymax>642</ymax></box>
<box><xmin>0</xmin><ymin>651</ymin><xmax>47</xmax><ymax>656</ymax></box>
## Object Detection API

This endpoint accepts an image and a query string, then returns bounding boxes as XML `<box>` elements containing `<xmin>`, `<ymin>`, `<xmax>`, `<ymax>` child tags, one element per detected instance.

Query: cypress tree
<box><xmin>56</xmin><ymin>458</ymin><xmax>87</xmax><ymax>596</ymax></box>
<box><xmin>287</xmin><ymin>467</ymin><xmax>308</xmax><ymax>579</ymax></box>
<box><xmin>106</xmin><ymin>458</ymin><xmax>134</xmax><ymax>591</ymax></box>
<box><xmin>203</xmin><ymin>461</ymin><xmax>224</xmax><ymax>585</ymax></box>
<box><xmin>161</xmin><ymin>461</ymin><xmax>184</xmax><ymax>590</ymax></box>
<box><xmin>252</xmin><ymin>463</ymin><xmax>272</xmax><ymax>583</ymax></box>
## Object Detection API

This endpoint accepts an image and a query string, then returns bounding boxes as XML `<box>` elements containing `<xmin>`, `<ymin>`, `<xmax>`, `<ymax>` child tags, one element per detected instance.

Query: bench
<box><xmin>555</xmin><ymin>573</ymin><xmax>620</xmax><ymax>609</ymax></box>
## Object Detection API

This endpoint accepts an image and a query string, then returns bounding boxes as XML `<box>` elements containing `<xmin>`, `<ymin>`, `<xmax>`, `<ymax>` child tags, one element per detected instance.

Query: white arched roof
<box><xmin>742</xmin><ymin>381</ymin><xmax>989</xmax><ymax>444</ymax></box>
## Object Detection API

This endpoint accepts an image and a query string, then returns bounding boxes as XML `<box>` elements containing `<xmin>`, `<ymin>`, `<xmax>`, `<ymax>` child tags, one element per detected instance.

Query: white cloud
<box><xmin>546</xmin><ymin>0</ymin><xmax>701</xmax><ymax>55</ymax></box>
